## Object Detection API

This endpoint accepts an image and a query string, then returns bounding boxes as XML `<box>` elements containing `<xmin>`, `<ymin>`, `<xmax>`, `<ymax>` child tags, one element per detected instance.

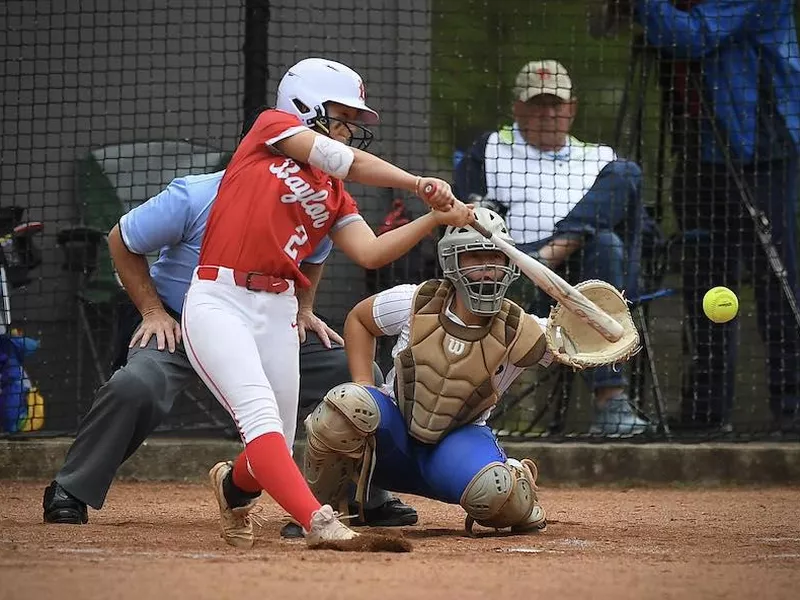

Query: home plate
<box><xmin>496</xmin><ymin>547</ymin><xmax>560</xmax><ymax>554</ymax></box>
<box><xmin>559</xmin><ymin>538</ymin><xmax>593</xmax><ymax>548</ymax></box>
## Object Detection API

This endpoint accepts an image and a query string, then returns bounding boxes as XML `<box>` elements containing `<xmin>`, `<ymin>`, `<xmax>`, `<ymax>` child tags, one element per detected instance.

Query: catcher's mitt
<box><xmin>544</xmin><ymin>280</ymin><xmax>640</xmax><ymax>370</ymax></box>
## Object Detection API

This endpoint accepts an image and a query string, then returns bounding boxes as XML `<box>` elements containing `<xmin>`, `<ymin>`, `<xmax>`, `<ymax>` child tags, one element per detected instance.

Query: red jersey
<box><xmin>199</xmin><ymin>109</ymin><xmax>362</xmax><ymax>287</ymax></box>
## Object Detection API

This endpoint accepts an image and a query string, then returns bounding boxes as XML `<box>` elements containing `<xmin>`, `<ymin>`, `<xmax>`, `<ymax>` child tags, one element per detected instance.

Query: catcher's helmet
<box><xmin>437</xmin><ymin>207</ymin><xmax>520</xmax><ymax>316</ymax></box>
<box><xmin>276</xmin><ymin>58</ymin><xmax>378</xmax><ymax>149</ymax></box>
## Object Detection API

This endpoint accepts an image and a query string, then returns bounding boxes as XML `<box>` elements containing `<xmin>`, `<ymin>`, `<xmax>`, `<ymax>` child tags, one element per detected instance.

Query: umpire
<box><xmin>42</xmin><ymin>167</ymin><xmax>417</xmax><ymax>531</ymax></box>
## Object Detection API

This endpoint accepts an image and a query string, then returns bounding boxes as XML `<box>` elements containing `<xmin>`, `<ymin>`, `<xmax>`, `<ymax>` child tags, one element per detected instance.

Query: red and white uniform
<box><xmin>200</xmin><ymin>109</ymin><xmax>362</xmax><ymax>286</ymax></box>
<box><xmin>181</xmin><ymin>109</ymin><xmax>362</xmax><ymax>446</ymax></box>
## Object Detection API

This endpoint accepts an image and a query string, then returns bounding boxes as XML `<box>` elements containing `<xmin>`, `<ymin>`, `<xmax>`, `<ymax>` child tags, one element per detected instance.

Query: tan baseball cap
<box><xmin>513</xmin><ymin>59</ymin><xmax>572</xmax><ymax>102</ymax></box>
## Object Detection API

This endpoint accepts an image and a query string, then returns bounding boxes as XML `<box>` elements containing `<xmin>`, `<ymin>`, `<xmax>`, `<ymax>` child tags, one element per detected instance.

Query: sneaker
<box><xmin>208</xmin><ymin>461</ymin><xmax>260</xmax><ymax>549</ymax></box>
<box><xmin>42</xmin><ymin>481</ymin><xmax>88</xmax><ymax>524</ymax></box>
<box><xmin>305</xmin><ymin>504</ymin><xmax>358</xmax><ymax>548</ymax></box>
<box><xmin>589</xmin><ymin>395</ymin><xmax>653</xmax><ymax>437</ymax></box>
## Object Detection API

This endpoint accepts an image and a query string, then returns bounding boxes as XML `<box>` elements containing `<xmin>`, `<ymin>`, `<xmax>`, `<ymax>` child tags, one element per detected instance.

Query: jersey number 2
<box><xmin>284</xmin><ymin>225</ymin><xmax>308</xmax><ymax>260</ymax></box>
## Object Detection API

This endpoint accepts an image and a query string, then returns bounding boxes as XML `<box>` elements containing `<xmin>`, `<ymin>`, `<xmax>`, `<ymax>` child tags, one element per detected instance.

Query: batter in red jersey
<box><xmin>181</xmin><ymin>57</ymin><xmax>473</xmax><ymax>551</ymax></box>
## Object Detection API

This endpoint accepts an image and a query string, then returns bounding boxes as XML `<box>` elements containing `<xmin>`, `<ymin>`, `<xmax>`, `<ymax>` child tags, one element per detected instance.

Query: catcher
<box><xmin>303</xmin><ymin>207</ymin><xmax>639</xmax><ymax>534</ymax></box>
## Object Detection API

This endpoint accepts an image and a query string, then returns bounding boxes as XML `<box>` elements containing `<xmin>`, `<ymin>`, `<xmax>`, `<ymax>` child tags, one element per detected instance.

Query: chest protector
<box><xmin>394</xmin><ymin>280</ymin><xmax>545</xmax><ymax>444</ymax></box>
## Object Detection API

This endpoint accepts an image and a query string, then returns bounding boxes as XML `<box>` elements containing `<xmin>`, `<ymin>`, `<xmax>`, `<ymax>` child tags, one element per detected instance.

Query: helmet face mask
<box><xmin>437</xmin><ymin>208</ymin><xmax>520</xmax><ymax>316</ymax></box>
<box><xmin>277</xmin><ymin>58</ymin><xmax>379</xmax><ymax>150</ymax></box>
<box><xmin>310</xmin><ymin>107</ymin><xmax>375</xmax><ymax>150</ymax></box>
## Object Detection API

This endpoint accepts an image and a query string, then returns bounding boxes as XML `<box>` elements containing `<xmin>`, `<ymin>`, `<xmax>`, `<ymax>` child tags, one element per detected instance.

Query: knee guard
<box><xmin>303</xmin><ymin>383</ymin><xmax>380</xmax><ymax>512</ymax></box>
<box><xmin>460</xmin><ymin>457</ymin><xmax>546</xmax><ymax>535</ymax></box>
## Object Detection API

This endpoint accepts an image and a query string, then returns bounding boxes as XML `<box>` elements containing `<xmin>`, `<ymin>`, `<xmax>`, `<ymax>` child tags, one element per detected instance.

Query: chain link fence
<box><xmin>1</xmin><ymin>0</ymin><xmax>799</xmax><ymax>441</ymax></box>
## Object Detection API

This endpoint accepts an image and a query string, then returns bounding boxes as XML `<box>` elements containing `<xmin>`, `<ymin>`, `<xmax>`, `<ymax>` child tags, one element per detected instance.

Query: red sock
<box><xmin>231</xmin><ymin>451</ymin><xmax>262</xmax><ymax>494</ymax></box>
<box><xmin>243</xmin><ymin>432</ymin><xmax>322</xmax><ymax>530</ymax></box>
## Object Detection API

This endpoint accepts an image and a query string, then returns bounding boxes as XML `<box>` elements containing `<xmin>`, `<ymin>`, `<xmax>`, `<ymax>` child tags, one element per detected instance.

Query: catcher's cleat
<box><xmin>42</xmin><ymin>481</ymin><xmax>88</xmax><ymax>525</ymax></box>
<box><xmin>511</xmin><ymin>512</ymin><xmax>548</xmax><ymax>533</ymax></box>
<box><xmin>280</xmin><ymin>520</ymin><xmax>304</xmax><ymax>539</ymax></box>
<box><xmin>510</xmin><ymin>458</ymin><xmax>547</xmax><ymax>533</ymax></box>
<box><xmin>348</xmin><ymin>498</ymin><xmax>419</xmax><ymax>528</ymax></box>
<box><xmin>305</xmin><ymin>504</ymin><xmax>359</xmax><ymax>548</ymax></box>
<box><xmin>208</xmin><ymin>461</ymin><xmax>262</xmax><ymax>549</ymax></box>
<box><xmin>463</xmin><ymin>457</ymin><xmax>547</xmax><ymax>536</ymax></box>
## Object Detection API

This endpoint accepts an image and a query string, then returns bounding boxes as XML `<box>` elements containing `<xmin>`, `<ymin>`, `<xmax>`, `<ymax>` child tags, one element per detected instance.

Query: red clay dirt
<box><xmin>1</xmin><ymin>481</ymin><xmax>799</xmax><ymax>600</ymax></box>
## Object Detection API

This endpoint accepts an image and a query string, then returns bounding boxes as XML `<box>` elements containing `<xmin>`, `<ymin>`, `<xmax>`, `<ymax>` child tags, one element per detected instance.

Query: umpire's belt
<box><xmin>196</xmin><ymin>266</ymin><xmax>291</xmax><ymax>293</ymax></box>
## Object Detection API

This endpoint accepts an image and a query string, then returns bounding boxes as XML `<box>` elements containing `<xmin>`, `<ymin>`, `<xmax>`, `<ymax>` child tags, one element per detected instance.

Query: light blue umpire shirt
<box><xmin>118</xmin><ymin>170</ymin><xmax>333</xmax><ymax>315</ymax></box>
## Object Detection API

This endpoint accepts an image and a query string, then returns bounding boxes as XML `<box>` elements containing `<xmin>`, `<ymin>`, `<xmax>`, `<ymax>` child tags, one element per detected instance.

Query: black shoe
<box><xmin>42</xmin><ymin>481</ymin><xmax>88</xmax><ymax>524</ymax></box>
<box><xmin>280</xmin><ymin>521</ymin><xmax>304</xmax><ymax>539</ymax></box>
<box><xmin>348</xmin><ymin>499</ymin><xmax>418</xmax><ymax>528</ymax></box>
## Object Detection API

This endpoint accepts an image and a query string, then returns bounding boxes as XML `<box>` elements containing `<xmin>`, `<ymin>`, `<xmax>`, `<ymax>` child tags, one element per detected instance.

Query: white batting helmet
<box><xmin>277</xmin><ymin>58</ymin><xmax>379</xmax><ymax>135</ymax></box>
<box><xmin>438</xmin><ymin>207</ymin><xmax>520</xmax><ymax>316</ymax></box>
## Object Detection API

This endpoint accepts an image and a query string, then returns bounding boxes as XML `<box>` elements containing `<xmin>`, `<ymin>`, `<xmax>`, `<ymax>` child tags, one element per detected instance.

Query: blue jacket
<box><xmin>636</xmin><ymin>0</ymin><xmax>800</xmax><ymax>164</ymax></box>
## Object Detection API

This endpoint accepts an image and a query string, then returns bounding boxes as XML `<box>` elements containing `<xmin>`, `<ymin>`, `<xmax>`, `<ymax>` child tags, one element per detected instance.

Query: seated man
<box><xmin>454</xmin><ymin>59</ymin><xmax>651</xmax><ymax>436</ymax></box>
<box><xmin>303</xmin><ymin>208</ymin><xmax>635</xmax><ymax>536</ymax></box>
<box><xmin>42</xmin><ymin>164</ymin><xmax>416</xmax><ymax>530</ymax></box>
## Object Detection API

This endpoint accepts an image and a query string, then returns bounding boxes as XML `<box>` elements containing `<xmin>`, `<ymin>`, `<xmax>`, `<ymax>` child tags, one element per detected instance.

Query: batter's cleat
<box><xmin>348</xmin><ymin>498</ymin><xmax>419</xmax><ymax>527</ymax></box>
<box><xmin>305</xmin><ymin>504</ymin><xmax>359</xmax><ymax>548</ymax></box>
<box><xmin>42</xmin><ymin>481</ymin><xmax>88</xmax><ymax>524</ymax></box>
<box><xmin>208</xmin><ymin>461</ymin><xmax>261</xmax><ymax>549</ymax></box>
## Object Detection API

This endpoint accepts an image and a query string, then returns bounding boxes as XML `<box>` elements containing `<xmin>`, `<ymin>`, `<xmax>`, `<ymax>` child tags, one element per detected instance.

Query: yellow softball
<box><xmin>702</xmin><ymin>287</ymin><xmax>739</xmax><ymax>324</ymax></box>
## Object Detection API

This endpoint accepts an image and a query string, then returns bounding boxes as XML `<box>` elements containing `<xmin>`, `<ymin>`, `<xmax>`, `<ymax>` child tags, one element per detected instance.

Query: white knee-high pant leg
<box><xmin>181</xmin><ymin>267</ymin><xmax>300</xmax><ymax>447</ymax></box>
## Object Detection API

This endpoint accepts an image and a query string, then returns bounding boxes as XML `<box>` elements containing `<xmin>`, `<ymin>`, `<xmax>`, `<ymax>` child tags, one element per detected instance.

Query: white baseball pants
<box><xmin>182</xmin><ymin>267</ymin><xmax>300</xmax><ymax>447</ymax></box>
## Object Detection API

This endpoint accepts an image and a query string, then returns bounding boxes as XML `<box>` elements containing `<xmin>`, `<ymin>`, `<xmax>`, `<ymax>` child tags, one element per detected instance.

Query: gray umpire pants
<box><xmin>55</xmin><ymin>302</ymin><xmax>390</xmax><ymax>510</ymax></box>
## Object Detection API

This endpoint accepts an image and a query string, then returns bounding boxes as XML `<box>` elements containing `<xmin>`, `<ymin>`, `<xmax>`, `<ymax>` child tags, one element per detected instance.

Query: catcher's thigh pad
<box><xmin>460</xmin><ymin>458</ymin><xmax>546</xmax><ymax>534</ymax></box>
<box><xmin>303</xmin><ymin>383</ymin><xmax>380</xmax><ymax>509</ymax></box>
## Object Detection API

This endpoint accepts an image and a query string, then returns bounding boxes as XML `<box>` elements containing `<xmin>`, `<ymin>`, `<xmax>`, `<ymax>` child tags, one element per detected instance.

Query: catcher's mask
<box><xmin>276</xmin><ymin>57</ymin><xmax>377</xmax><ymax>150</ymax></box>
<box><xmin>438</xmin><ymin>207</ymin><xmax>520</xmax><ymax>316</ymax></box>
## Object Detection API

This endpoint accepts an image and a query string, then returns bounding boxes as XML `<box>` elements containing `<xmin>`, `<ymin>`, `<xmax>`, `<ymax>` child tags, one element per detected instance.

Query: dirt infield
<box><xmin>1</xmin><ymin>482</ymin><xmax>799</xmax><ymax>600</ymax></box>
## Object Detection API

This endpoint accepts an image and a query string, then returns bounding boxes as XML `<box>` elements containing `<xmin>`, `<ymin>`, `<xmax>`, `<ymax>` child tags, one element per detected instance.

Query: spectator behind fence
<box><xmin>636</xmin><ymin>0</ymin><xmax>800</xmax><ymax>433</ymax></box>
<box><xmin>454</xmin><ymin>59</ymin><xmax>651</xmax><ymax>437</ymax></box>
